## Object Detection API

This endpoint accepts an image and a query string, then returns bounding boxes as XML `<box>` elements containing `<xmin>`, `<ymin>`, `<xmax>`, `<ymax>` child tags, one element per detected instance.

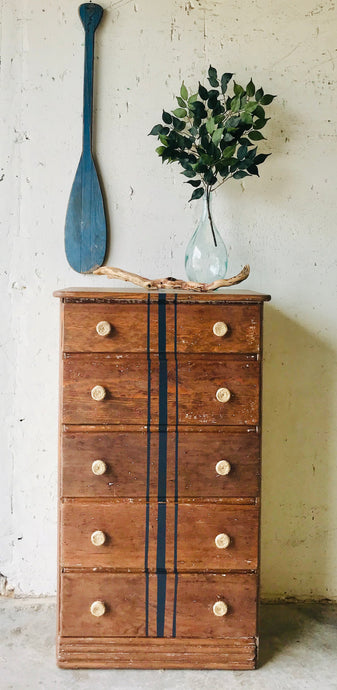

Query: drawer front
<box><xmin>62</xmin><ymin>302</ymin><xmax>260</xmax><ymax>355</ymax></box>
<box><xmin>62</xmin><ymin>354</ymin><xmax>259</xmax><ymax>426</ymax></box>
<box><xmin>176</xmin><ymin>357</ymin><xmax>260</xmax><ymax>425</ymax></box>
<box><xmin>61</xmin><ymin>431</ymin><xmax>260</xmax><ymax>498</ymax></box>
<box><xmin>63</xmin><ymin>302</ymin><xmax>150</xmax><ymax>353</ymax></box>
<box><xmin>62</xmin><ymin>354</ymin><xmax>152</xmax><ymax>425</ymax></box>
<box><xmin>174</xmin><ymin>504</ymin><xmax>258</xmax><ymax>570</ymax></box>
<box><xmin>60</xmin><ymin>572</ymin><xmax>257</xmax><ymax>638</ymax></box>
<box><xmin>173</xmin><ymin>304</ymin><xmax>260</xmax><ymax>353</ymax></box>
<box><xmin>61</xmin><ymin>502</ymin><xmax>258</xmax><ymax>571</ymax></box>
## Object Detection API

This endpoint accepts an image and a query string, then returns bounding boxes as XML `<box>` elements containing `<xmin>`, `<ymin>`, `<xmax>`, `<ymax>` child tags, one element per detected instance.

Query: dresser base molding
<box><xmin>57</xmin><ymin>636</ymin><xmax>257</xmax><ymax>669</ymax></box>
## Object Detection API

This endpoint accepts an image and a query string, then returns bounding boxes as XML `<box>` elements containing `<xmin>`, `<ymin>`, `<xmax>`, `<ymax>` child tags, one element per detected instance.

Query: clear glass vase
<box><xmin>185</xmin><ymin>191</ymin><xmax>228</xmax><ymax>283</ymax></box>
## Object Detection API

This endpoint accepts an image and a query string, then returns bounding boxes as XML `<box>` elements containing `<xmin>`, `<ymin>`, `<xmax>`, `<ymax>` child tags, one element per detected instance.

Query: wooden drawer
<box><xmin>60</xmin><ymin>572</ymin><xmax>257</xmax><ymax>639</ymax></box>
<box><xmin>61</xmin><ymin>430</ymin><xmax>260</xmax><ymax>498</ymax></box>
<box><xmin>63</xmin><ymin>302</ymin><xmax>150</xmax><ymax>353</ymax></box>
<box><xmin>61</xmin><ymin>502</ymin><xmax>258</xmax><ymax>571</ymax></box>
<box><xmin>62</xmin><ymin>354</ymin><xmax>260</xmax><ymax>426</ymax></box>
<box><xmin>172</xmin><ymin>304</ymin><xmax>260</xmax><ymax>353</ymax></box>
<box><xmin>62</xmin><ymin>302</ymin><xmax>260</xmax><ymax>355</ymax></box>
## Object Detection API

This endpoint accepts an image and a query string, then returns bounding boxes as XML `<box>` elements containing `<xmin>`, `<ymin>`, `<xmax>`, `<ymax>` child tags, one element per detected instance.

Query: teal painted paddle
<box><xmin>65</xmin><ymin>3</ymin><xmax>106</xmax><ymax>274</ymax></box>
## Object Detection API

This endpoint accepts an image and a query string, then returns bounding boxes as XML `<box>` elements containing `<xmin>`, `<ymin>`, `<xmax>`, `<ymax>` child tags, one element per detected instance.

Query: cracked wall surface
<box><xmin>0</xmin><ymin>0</ymin><xmax>337</xmax><ymax>598</ymax></box>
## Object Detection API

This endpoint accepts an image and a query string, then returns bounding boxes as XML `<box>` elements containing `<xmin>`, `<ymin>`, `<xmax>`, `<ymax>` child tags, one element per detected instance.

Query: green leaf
<box><xmin>254</xmin><ymin>153</ymin><xmax>271</xmax><ymax>165</ymax></box>
<box><xmin>233</xmin><ymin>170</ymin><xmax>249</xmax><ymax>179</ymax></box>
<box><xmin>237</xmin><ymin>145</ymin><xmax>248</xmax><ymax>161</ymax></box>
<box><xmin>212</xmin><ymin>127</ymin><xmax>224</xmax><ymax>146</ymax></box>
<box><xmin>217</xmin><ymin>164</ymin><xmax>229</xmax><ymax>178</ymax></box>
<box><xmin>222</xmin><ymin>144</ymin><xmax>236</xmax><ymax>158</ymax></box>
<box><xmin>198</xmin><ymin>83</ymin><xmax>209</xmax><ymax>100</ymax></box>
<box><xmin>155</xmin><ymin>146</ymin><xmax>166</xmax><ymax>155</ymax></box>
<box><xmin>180</xmin><ymin>81</ymin><xmax>188</xmax><ymax>100</ymax></box>
<box><xmin>189</xmin><ymin>187</ymin><xmax>204</xmax><ymax>202</ymax></box>
<box><xmin>185</xmin><ymin>179</ymin><xmax>201</xmax><ymax>187</ymax></box>
<box><xmin>188</xmin><ymin>93</ymin><xmax>198</xmax><ymax>104</ymax></box>
<box><xmin>190</xmin><ymin>100</ymin><xmax>207</xmax><ymax>119</ymax></box>
<box><xmin>246</xmin><ymin>79</ymin><xmax>255</xmax><ymax>97</ymax></box>
<box><xmin>226</xmin><ymin>116</ymin><xmax>240</xmax><ymax>129</ymax></box>
<box><xmin>234</xmin><ymin>81</ymin><xmax>244</xmax><ymax>96</ymax></box>
<box><xmin>208</xmin><ymin>65</ymin><xmax>219</xmax><ymax>87</ymax></box>
<box><xmin>254</xmin><ymin>105</ymin><xmax>265</xmax><ymax>119</ymax></box>
<box><xmin>229</xmin><ymin>159</ymin><xmax>240</xmax><ymax>171</ymax></box>
<box><xmin>200</xmin><ymin>152</ymin><xmax>213</xmax><ymax>166</ymax></box>
<box><xmin>247</xmin><ymin>164</ymin><xmax>259</xmax><ymax>176</ymax></box>
<box><xmin>254</xmin><ymin>118</ymin><xmax>269</xmax><ymax>130</ymax></box>
<box><xmin>162</xmin><ymin>110</ymin><xmax>172</xmax><ymax>125</ymax></box>
<box><xmin>221</xmin><ymin>72</ymin><xmax>233</xmax><ymax>94</ymax></box>
<box><xmin>193</xmin><ymin>160</ymin><xmax>208</xmax><ymax>173</ymax></box>
<box><xmin>239</xmin><ymin>137</ymin><xmax>252</xmax><ymax>146</ymax></box>
<box><xmin>255</xmin><ymin>87</ymin><xmax>264</xmax><ymax>101</ymax></box>
<box><xmin>204</xmin><ymin>170</ymin><xmax>217</xmax><ymax>185</ymax></box>
<box><xmin>149</xmin><ymin>124</ymin><xmax>163</xmax><ymax>136</ymax></box>
<box><xmin>189</xmin><ymin>126</ymin><xmax>198</xmax><ymax>137</ymax></box>
<box><xmin>176</xmin><ymin>96</ymin><xmax>186</xmax><ymax>107</ymax></box>
<box><xmin>172</xmin><ymin>108</ymin><xmax>187</xmax><ymax>118</ymax></box>
<box><xmin>182</xmin><ymin>169</ymin><xmax>197</xmax><ymax>178</ymax></box>
<box><xmin>247</xmin><ymin>146</ymin><xmax>257</xmax><ymax>160</ymax></box>
<box><xmin>206</xmin><ymin>117</ymin><xmax>216</xmax><ymax>134</ymax></box>
<box><xmin>241</xmin><ymin>111</ymin><xmax>253</xmax><ymax>125</ymax></box>
<box><xmin>248</xmin><ymin>130</ymin><xmax>266</xmax><ymax>141</ymax></box>
<box><xmin>230</xmin><ymin>95</ymin><xmax>241</xmax><ymax>112</ymax></box>
<box><xmin>244</xmin><ymin>101</ymin><xmax>258</xmax><ymax>113</ymax></box>
<box><xmin>172</xmin><ymin>116</ymin><xmax>186</xmax><ymax>131</ymax></box>
<box><xmin>260</xmin><ymin>94</ymin><xmax>276</xmax><ymax>105</ymax></box>
<box><xmin>159</xmin><ymin>134</ymin><xmax>168</xmax><ymax>145</ymax></box>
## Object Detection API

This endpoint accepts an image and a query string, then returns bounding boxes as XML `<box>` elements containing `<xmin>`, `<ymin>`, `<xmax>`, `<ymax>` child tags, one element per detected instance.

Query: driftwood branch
<box><xmin>93</xmin><ymin>264</ymin><xmax>250</xmax><ymax>291</ymax></box>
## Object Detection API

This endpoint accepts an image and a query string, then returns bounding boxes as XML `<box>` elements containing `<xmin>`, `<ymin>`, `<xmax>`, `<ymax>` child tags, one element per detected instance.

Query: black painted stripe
<box><xmin>156</xmin><ymin>293</ymin><xmax>167</xmax><ymax>637</ymax></box>
<box><xmin>144</xmin><ymin>294</ymin><xmax>151</xmax><ymax>636</ymax></box>
<box><xmin>172</xmin><ymin>294</ymin><xmax>179</xmax><ymax>637</ymax></box>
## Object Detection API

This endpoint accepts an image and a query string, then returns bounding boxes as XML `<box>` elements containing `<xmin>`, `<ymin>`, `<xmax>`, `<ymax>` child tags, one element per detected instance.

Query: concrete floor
<box><xmin>0</xmin><ymin>599</ymin><xmax>336</xmax><ymax>689</ymax></box>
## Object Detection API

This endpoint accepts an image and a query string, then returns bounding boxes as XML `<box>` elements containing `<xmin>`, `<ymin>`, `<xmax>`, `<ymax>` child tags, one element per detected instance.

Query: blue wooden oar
<box><xmin>65</xmin><ymin>3</ymin><xmax>106</xmax><ymax>274</ymax></box>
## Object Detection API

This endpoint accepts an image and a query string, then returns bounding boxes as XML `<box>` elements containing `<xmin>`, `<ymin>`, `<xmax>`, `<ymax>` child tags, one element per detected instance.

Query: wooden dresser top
<box><xmin>54</xmin><ymin>287</ymin><xmax>271</xmax><ymax>303</ymax></box>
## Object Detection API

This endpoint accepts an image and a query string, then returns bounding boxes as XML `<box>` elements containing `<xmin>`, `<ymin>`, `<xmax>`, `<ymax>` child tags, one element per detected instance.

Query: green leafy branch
<box><xmin>149</xmin><ymin>66</ymin><xmax>276</xmax><ymax>240</ymax></box>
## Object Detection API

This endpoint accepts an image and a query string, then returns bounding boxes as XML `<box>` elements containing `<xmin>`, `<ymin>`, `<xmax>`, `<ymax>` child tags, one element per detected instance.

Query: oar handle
<box><xmin>79</xmin><ymin>3</ymin><xmax>103</xmax><ymax>153</ymax></box>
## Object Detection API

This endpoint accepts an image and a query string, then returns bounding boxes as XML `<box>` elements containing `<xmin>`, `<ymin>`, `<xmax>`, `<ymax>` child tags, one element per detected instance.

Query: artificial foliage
<box><xmin>149</xmin><ymin>66</ymin><xmax>276</xmax><ymax>244</ymax></box>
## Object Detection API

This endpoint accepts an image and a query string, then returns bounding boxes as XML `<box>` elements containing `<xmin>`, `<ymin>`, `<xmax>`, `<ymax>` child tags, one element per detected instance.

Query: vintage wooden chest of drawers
<box><xmin>54</xmin><ymin>287</ymin><xmax>270</xmax><ymax>669</ymax></box>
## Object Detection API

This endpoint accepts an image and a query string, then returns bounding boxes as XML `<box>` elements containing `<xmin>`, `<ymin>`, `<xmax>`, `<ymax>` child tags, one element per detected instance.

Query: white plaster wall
<box><xmin>1</xmin><ymin>0</ymin><xmax>336</xmax><ymax>598</ymax></box>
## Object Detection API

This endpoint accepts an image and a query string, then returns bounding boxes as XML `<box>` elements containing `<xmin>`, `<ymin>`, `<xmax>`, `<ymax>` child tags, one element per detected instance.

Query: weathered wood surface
<box><xmin>60</xmin><ymin>572</ymin><xmax>257</xmax><ymax>639</ymax></box>
<box><xmin>61</xmin><ymin>430</ymin><xmax>260</xmax><ymax>498</ymax></box>
<box><xmin>61</xmin><ymin>502</ymin><xmax>258</xmax><ymax>571</ymax></box>
<box><xmin>62</xmin><ymin>353</ymin><xmax>260</xmax><ymax>426</ymax></box>
<box><xmin>54</xmin><ymin>287</ymin><xmax>271</xmax><ymax>303</ymax></box>
<box><xmin>62</xmin><ymin>302</ymin><xmax>260</xmax><ymax>353</ymax></box>
<box><xmin>56</xmin><ymin>290</ymin><xmax>268</xmax><ymax>669</ymax></box>
<box><xmin>57</xmin><ymin>636</ymin><xmax>257</xmax><ymax>669</ymax></box>
<box><xmin>92</xmin><ymin>264</ymin><xmax>250</xmax><ymax>290</ymax></box>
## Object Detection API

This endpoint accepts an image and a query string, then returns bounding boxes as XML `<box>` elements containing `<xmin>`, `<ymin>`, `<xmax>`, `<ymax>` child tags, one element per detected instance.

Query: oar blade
<box><xmin>65</xmin><ymin>154</ymin><xmax>107</xmax><ymax>273</ymax></box>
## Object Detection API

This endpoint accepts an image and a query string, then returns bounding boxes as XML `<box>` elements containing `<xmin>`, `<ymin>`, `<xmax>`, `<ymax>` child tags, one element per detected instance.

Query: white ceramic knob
<box><xmin>91</xmin><ymin>460</ymin><xmax>107</xmax><ymax>476</ymax></box>
<box><xmin>216</xmin><ymin>387</ymin><xmax>231</xmax><ymax>403</ymax></box>
<box><xmin>213</xmin><ymin>321</ymin><xmax>228</xmax><ymax>337</ymax></box>
<box><xmin>90</xmin><ymin>600</ymin><xmax>106</xmax><ymax>617</ymax></box>
<box><xmin>91</xmin><ymin>530</ymin><xmax>106</xmax><ymax>546</ymax></box>
<box><xmin>215</xmin><ymin>533</ymin><xmax>230</xmax><ymax>549</ymax></box>
<box><xmin>213</xmin><ymin>600</ymin><xmax>228</xmax><ymax>617</ymax></box>
<box><xmin>91</xmin><ymin>385</ymin><xmax>106</xmax><ymax>401</ymax></box>
<box><xmin>215</xmin><ymin>460</ymin><xmax>231</xmax><ymax>476</ymax></box>
<box><xmin>96</xmin><ymin>321</ymin><xmax>111</xmax><ymax>337</ymax></box>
